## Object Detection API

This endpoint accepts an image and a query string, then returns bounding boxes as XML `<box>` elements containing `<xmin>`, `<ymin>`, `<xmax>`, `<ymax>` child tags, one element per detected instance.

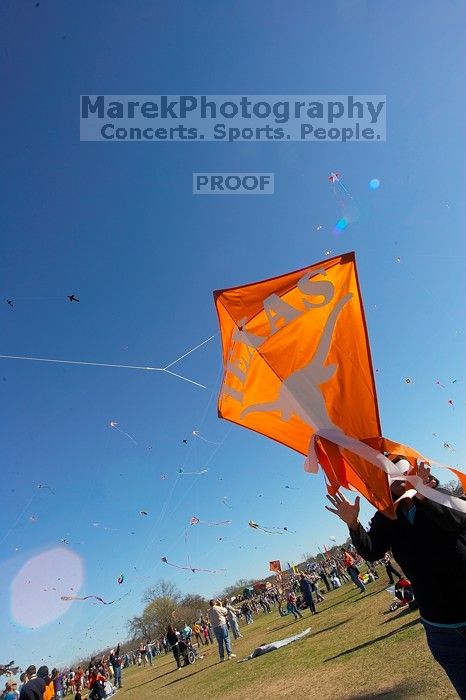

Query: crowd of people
<box><xmin>4</xmin><ymin>544</ymin><xmax>394</xmax><ymax>699</ymax></box>
<box><xmin>5</xmin><ymin>537</ymin><xmax>438</xmax><ymax>699</ymax></box>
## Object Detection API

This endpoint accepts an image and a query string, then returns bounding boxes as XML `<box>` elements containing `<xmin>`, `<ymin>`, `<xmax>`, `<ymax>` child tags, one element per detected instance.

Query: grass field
<box><xmin>116</xmin><ymin>577</ymin><xmax>457</xmax><ymax>699</ymax></box>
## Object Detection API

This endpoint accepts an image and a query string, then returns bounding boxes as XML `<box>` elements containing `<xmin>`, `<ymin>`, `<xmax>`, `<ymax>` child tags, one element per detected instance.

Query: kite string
<box><xmin>0</xmin><ymin>335</ymin><xmax>215</xmax><ymax>389</ymax></box>
<box><xmin>141</xmin><ymin>360</ymin><xmax>225</xmax><ymax>559</ymax></box>
<box><xmin>163</xmin><ymin>426</ymin><xmax>232</xmax><ymax>525</ymax></box>
<box><xmin>0</xmin><ymin>492</ymin><xmax>37</xmax><ymax>547</ymax></box>
<box><xmin>132</xmin><ymin>474</ymin><xmax>182</xmax><ymax>570</ymax></box>
<box><xmin>162</xmin><ymin>335</ymin><xmax>215</xmax><ymax>370</ymax></box>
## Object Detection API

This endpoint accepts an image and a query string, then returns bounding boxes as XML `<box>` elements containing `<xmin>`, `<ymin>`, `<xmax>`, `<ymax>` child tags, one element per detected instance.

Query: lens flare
<box><xmin>11</xmin><ymin>546</ymin><xmax>84</xmax><ymax>627</ymax></box>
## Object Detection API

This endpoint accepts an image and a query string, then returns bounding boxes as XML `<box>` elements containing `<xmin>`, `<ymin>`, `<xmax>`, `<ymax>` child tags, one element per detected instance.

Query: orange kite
<box><xmin>269</xmin><ymin>560</ymin><xmax>282</xmax><ymax>574</ymax></box>
<box><xmin>214</xmin><ymin>253</ymin><xmax>466</xmax><ymax>518</ymax></box>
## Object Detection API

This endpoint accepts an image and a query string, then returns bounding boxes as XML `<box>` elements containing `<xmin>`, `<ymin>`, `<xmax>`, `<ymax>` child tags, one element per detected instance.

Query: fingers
<box><xmin>326</xmin><ymin>491</ymin><xmax>345</xmax><ymax>506</ymax></box>
<box><xmin>324</xmin><ymin>506</ymin><xmax>339</xmax><ymax>515</ymax></box>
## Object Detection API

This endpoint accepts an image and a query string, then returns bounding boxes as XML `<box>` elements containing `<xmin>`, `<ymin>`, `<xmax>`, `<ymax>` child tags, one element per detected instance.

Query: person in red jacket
<box><xmin>340</xmin><ymin>547</ymin><xmax>366</xmax><ymax>593</ymax></box>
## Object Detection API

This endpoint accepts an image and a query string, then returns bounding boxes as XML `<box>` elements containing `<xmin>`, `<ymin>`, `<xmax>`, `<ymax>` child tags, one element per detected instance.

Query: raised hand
<box><xmin>417</xmin><ymin>461</ymin><xmax>433</xmax><ymax>485</ymax></box>
<box><xmin>325</xmin><ymin>491</ymin><xmax>360</xmax><ymax>530</ymax></box>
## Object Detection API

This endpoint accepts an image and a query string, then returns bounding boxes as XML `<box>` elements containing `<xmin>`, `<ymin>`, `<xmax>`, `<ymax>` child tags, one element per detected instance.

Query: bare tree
<box><xmin>142</xmin><ymin>579</ymin><xmax>181</xmax><ymax>605</ymax></box>
<box><xmin>216</xmin><ymin>578</ymin><xmax>255</xmax><ymax>601</ymax></box>
<box><xmin>173</xmin><ymin>593</ymin><xmax>209</xmax><ymax>625</ymax></box>
<box><xmin>441</xmin><ymin>478</ymin><xmax>465</xmax><ymax>498</ymax></box>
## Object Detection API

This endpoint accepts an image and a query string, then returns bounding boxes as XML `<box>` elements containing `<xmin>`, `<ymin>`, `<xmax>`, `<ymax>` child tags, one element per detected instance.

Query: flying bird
<box><xmin>67</xmin><ymin>294</ymin><xmax>80</xmax><ymax>303</ymax></box>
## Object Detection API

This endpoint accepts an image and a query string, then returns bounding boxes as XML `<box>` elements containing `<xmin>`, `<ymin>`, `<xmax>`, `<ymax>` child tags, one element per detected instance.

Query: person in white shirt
<box><xmin>226</xmin><ymin>604</ymin><xmax>242</xmax><ymax>640</ymax></box>
<box><xmin>207</xmin><ymin>599</ymin><xmax>236</xmax><ymax>662</ymax></box>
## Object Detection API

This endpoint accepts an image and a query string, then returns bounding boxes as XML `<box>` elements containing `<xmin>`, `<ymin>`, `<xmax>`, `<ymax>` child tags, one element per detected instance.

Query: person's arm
<box><xmin>326</xmin><ymin>491</ymin><xmax>392</xmax><ymax>561</ymax></box>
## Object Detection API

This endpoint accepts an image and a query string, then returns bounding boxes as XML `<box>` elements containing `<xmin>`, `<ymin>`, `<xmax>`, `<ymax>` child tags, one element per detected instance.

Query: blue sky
<box><xmin>1</xmin><ymin>0</ymin><xmax>465</xmax><ymax>669</ymax></box>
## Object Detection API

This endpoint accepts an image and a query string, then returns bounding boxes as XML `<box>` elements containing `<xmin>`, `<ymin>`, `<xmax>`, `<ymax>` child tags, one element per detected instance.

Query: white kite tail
<box><xmin>306</xmin><ymin>428</ymin><xmax>466</xmax><ymax>515</ymax></box>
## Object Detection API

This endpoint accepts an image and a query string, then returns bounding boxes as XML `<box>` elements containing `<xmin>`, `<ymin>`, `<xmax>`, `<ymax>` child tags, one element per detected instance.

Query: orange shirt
<box><xmin>343</xmin><ymin>552</ymin><xmax>354</xmax><ymax>568</ymax></box>
<box><xmin>44</xmin><ymin>681</ymin><xmax>55</xmax><ymax>700</ymax></box>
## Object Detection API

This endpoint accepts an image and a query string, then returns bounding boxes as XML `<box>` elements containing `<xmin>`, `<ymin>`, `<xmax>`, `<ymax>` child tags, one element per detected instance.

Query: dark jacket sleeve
<box><xmin>349</xmin><ymin>513</ymin><xmax>393</xmax><ymax>562</ymax></box>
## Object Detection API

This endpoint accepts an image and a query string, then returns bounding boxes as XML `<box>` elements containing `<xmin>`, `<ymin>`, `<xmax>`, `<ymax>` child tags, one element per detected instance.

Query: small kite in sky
<box><xmin>6</xmin><ymin>300</ymin><xmax>14</xmax><ymax>309</ymax></box>
<box><xmin>61</xmin><ymin>592</ymin><xmax>130</xmax><ymax>605</ymax></box>
<box><xmin>435</xmin><ymin>380</ymin><xmax>445</xmax><ymax>388</ymax></box>
<box><xmin>178</xmin><ymin>468</ymin><xmax>208</xmax><ymax>476</ymax></box>
<box><xmin>329</xmin><ymin>536</ymin><xmax>336</xmax><ymax>542</ymax></box>
<box><xmin>395</xmin><ymin>256</ymin><xmax>401</xmax><ymax>263</ymax></box>
<box><xmin>117</xmin><ymin>574</ymin><xmax>125</xmax><ymax>585</ymax></box>
<box><xmin>182</xmin><ymin>439</ymin><xmax>188</xmax><ymax>444</ymax></box>
<box><xmin>328</xmin><ymin>171</ymin><xmax>353</xmax><ymax>210</ymax></box>
<box><xmin>448</xmin><ymin>399</ymin><xmax>454</xmax><ymax>407</ymax></box>
<box><xmin>38</xmin><ymin>484</ymin><xmax>55</xmax><ymax>494</ymax></box>
<box><xmin>190</xmin><ymin>516</ymin><xmax>232</xmax><ymax>526</ymax></box>
<box><xmin>443</xmin><ymin>442</ymin><xmax>454</xmax><ymax>450</ymax></box>
<box><xmin>67</xmin><ymin>294</ymin><xmax>80</xmax><ymax>303</ymax></box>
<box><xmin>248</xmin><ymin>520</ymin><xmax>294</xmax><ymax>535</ymax></box>
<box><xmin>109</xmin><ymin>420</ymin><xmax>137</xmax><ymax>445</ymax></box>
<box><xmin>161</xmin><ymin>556</ymin><xmax>226</xmax><ymax>574</ymax></box>
<box><xmin>192</xmin><ymin>430</ymin><xmax>220</xmax><ymax>446</ymax></box>
<box><xmin>28</xmin><ymin>515</ymin><xmax>37</xmax><ymax>522</ymax></box>
<box><xmin>315</xmin><ymin>225</ymin><xmax>323</xmax><ymax>231</ymax></box>
<box><xmin>452</xmin><ymin>379</ymin><xmax>457</xmax><ymax>384</ymax></box>
<box><xmin>404</xmin><ymin>377</ymin><xmax>413</xmax><ymax>384</ymax></box>
<box><xmin>284</xmin><ymin>485</ymin><xmax>299</xmax><ymax>490</ymax></box>
<box><xmin>139</xmin><ymin>510</ymin><xmax>148</xmax><ymax>516</ymax></box>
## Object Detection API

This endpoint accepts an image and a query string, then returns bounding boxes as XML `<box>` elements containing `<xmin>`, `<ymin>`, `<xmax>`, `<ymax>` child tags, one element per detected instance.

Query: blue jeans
<box><xmin>347</xmin><ymin>566</ymin><xmax>365</xmax><ymax>592</ymax></box>
<box><xmin>423</xmin><ymin>622</ymin><xmax>466</xmax><ymax>698</ymax></box>
<box><xmin>213</xmin><ymin>624</ymin><xmax>232</xmax><ymax>660</ymax></box>
<box><xmin>287</xmin><ymin>602</ymin><xmax>302</xmax><ymax>619</ymax></box>
<box><xmin>229</xmin><ymin>617</ymin><xmax>241</xmax><ymax>639</ymax></box>
<box><xmin>113</xmin><ymin>666</ymin><xmax>122</xmax><ymax>688</ymax></box>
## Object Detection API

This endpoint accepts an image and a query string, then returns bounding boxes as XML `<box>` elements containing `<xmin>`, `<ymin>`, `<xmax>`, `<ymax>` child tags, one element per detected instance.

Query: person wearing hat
<box><xmin>326</xmin><ymin>457</ymin><xmax>466</xmax><ymax>698</ymax></box>
<box><xmin>3</xmin><ymin>680</ymin><xmax>19</xmax><ymax>700</ymax></box>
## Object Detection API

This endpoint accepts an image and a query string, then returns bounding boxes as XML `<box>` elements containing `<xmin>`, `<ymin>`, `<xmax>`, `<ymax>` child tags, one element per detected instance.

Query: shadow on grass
<box><xmin>159</xmin><ymin>662</ymin><xmax>216</xmax><ymax>688</ymax></box>
<box><xmin>343</xmin><ymin>679</ymin><xmax>422</xmax><ymax>699</ymax></box>
<box><xmin>381</xmin><ymin>607</ymin><xmax>416</xmax><ymax>624</ymax></box>
<box><xmin>128</xmin><ymin>668</ymin><xmax>173</xmax><ymax>688</ymax></box>
<box><xmin>267</xmin><ymin>621</ymin><xmax>305</xmax><ymax>633</ymax></box>
<box><xmin>324</xmin><ymin>619</ymin><xmax>420</xmax><ymax>661</ymax></box>
<box><xmin>312</xmin><ymin>618</ymin><xmax>352</xmax><ymax>637</ymax></box>
<box><xmin>320</xmin><ymin>587</ymin><xmax>383</xmax><ymax>614</ymax></box>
